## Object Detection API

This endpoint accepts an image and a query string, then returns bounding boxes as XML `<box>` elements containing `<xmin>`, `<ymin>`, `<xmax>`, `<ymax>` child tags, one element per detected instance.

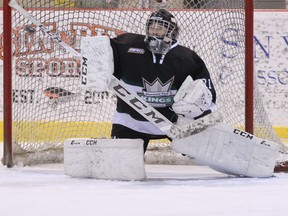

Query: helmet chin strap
<box><xmin>150</xmin><ymin>39</ymin><xmax>178</xmax><ymax>64</ymax></box>
<box><xmin>147</xmin><ymin>36</ymin><xmax>168</xmax><ymax>64</ymax></box>
<box><xmin>147</xmin><ymin>36</ymin><xmax>171</xmax><ymax>55</ymax></box>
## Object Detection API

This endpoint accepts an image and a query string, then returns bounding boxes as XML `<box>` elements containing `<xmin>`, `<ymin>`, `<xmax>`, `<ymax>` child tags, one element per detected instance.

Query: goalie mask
<box><xmin>144</xmin><ymin>9</ymin><xmax>179</xmax><ymax>55</ymax></box>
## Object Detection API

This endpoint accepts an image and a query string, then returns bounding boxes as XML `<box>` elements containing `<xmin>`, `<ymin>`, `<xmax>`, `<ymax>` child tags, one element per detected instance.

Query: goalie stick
<box><xmin>8</xmin><ymin>0</ymin><xmax>221</xmax><ymax>139</ymax></box>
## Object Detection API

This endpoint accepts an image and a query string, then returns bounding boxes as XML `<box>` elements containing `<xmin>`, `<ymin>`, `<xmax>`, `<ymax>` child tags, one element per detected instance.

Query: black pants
<box><xmin>111</xmin><ymin>124</ymin><xmax>171</xmax><ymax>153</ymax></box>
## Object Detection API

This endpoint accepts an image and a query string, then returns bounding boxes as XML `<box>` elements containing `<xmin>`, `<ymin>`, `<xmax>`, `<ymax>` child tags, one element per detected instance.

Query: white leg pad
<box><xmin>64</xmin><ymin>138</ymin><xmax>146</xmax><ymax>180</ymax></box>
<box><xmin>172</xmin><ymin>123</ymin><xmax>280</xmax><ymax>178</ymax></box>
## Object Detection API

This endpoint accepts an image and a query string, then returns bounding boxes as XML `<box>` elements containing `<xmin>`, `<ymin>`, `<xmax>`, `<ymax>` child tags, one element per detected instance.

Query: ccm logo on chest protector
<box><xmin>128</xmin><ymin>48</ymin><xmax>145</xmax><ymax>54</ymax></box>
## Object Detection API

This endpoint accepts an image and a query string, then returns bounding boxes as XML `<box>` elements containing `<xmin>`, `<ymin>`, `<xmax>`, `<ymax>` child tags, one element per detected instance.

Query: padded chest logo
<box><xmin>139</xmin><ymin>77</ymin><xmax>176</xmax><ymax>108</ymax></box>
<box><xmin>143</xmin><ymin>77</ymin><xmax>174</xmax><ymax>92</ymax></box>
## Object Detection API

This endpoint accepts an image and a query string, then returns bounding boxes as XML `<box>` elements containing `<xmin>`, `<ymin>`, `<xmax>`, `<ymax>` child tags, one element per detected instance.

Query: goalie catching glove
<box><xmin>80</xmin><ymin>36</ymin><xmax>114</xmax><ymax>91</ymax></box>
<box><xmin>172</xmin><ymin>76</ymin><xmax>214</xmax><ymax>119</ymax></box>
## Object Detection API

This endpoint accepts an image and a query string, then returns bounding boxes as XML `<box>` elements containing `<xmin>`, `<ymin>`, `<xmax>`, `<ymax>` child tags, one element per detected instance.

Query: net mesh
<box><xmin>4</xmin><ymin>0</ymin><xmax>282</xmax><ymax>165</ymax></box>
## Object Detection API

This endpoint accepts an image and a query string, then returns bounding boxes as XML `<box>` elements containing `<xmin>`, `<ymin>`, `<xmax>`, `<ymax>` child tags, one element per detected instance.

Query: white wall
<box><xmin>254</xmin><ymin>11</ymin><xmax>288</xmax><ymax>126</ymax></box>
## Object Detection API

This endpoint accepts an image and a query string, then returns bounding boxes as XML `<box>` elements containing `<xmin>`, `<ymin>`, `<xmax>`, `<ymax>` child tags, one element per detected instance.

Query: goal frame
<box><xmin>2</xmin><ymin>0</ymin><xmax>254</xmax><ymax>167</ymax></box>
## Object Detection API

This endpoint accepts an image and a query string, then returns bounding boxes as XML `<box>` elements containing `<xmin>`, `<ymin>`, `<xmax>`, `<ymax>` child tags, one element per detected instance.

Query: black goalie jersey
<box><xmin>110</xmin><ymin>33</ymin><xmax>216</xmax><ymax>135</ymax></box>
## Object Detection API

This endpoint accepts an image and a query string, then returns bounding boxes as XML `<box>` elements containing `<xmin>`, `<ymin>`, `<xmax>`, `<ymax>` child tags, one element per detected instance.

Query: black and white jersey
<box><xmin>110</xmin><ymin>33</ymin><xmax>216</xmax><ymax>135</ymax></box>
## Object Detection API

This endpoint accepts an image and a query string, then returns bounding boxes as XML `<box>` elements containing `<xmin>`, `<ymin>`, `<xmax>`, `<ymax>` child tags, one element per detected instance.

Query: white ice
<box><xmin>1</xmin><ymin>143</ymin><xmax>288</xmax><ymax>216</ymax></box>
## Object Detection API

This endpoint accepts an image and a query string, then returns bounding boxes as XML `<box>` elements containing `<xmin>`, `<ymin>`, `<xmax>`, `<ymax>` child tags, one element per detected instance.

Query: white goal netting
<box><xmin>2</xmin><ymin>0</ymin><xmax>283</xmax><ymax>166</ymax></box>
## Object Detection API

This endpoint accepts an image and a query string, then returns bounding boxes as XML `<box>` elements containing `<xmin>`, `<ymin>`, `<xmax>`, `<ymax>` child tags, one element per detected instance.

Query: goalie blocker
<box><xmin>172</xmin><ymin>123</ymin><xmax>280</xmax><ymax>178</ymax></box>
<box><xmin>64</xmin><ymin>138</ymin><xmax>146</xmax><ymax>180</ymax></box>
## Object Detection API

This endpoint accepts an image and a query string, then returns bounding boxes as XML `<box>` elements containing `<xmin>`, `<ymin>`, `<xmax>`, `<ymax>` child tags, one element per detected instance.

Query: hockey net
<box><xmin>2</xmin><ymin>0</ymin><xmax>285</xmax><ymax>166</ymax></box>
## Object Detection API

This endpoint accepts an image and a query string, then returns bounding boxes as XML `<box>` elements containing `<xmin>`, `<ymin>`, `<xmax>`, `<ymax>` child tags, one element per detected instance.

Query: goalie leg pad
<box><xmin>64</xmin><ymin>138</ymin><xmax>146</xmax><ymax>180</ymax></box>
<box><xmin>172</xmin><ymin>123</ymin><xmax>280</xmax><ymax>178</ymax></box>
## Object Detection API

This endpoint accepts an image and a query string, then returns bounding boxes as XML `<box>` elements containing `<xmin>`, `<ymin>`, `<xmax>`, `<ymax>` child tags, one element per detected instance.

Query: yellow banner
<box><xmin>54</xmin><ymin>0</ymin><xmax>76</xmax><ymax>7</ymax></box>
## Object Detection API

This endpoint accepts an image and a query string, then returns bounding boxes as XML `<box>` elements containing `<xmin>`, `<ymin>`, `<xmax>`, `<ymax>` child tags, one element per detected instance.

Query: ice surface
<box><xmin>1</xmin><ymin>143</ymin><xmax>288</xmax><ymax>216</ymax></box>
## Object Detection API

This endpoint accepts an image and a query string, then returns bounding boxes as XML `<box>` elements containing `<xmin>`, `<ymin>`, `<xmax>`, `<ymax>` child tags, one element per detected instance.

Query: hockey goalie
<box><xmin>65</xmin><ymin>9</ymin><xmax>280</xmax><ymax>180</ymax></box>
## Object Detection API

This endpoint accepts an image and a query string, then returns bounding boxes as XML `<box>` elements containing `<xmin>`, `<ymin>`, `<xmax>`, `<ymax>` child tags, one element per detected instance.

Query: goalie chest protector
<box><xmin>110</xmin><ymin>33</ymin><xmax>216</xmax><ymax>123</ymax></box>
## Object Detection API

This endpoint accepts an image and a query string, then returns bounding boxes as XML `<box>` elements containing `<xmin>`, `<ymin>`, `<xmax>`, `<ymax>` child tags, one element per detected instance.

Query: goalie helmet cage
<box><xmin>2</xmin><ymin>0</ymin><xmax>283</xmax><ymax>167</ymax></box>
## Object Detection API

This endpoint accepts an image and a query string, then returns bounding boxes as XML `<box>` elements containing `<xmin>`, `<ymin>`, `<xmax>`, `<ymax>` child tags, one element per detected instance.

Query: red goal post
<box><xmin>2</xmin><ymin>0</ymin><xmax>283</xmax><ymax>167</ymax></box>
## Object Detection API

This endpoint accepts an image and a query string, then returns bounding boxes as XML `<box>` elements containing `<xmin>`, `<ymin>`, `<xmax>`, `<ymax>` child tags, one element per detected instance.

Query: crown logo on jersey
<box><xmin>142</xmin><ymin>77</ymin><xmax>174</xmax><ymax>92</ymax></box>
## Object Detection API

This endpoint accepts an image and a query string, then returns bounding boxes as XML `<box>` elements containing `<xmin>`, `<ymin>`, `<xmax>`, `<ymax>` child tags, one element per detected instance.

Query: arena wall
<box><xmin>0</xmin><ymin>9</ymin><xmax>287</xmax><ymax>141</ymax></box>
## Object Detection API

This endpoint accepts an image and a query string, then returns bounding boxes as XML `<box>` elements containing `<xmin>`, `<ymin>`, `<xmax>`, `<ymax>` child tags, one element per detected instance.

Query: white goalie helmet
<box><xmin>144</xmin><ymin>9</ymin><xmax>179</xmax><ymax>55</ymax></box>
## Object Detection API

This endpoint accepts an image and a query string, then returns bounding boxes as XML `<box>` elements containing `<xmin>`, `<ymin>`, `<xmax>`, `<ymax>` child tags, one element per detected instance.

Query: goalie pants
<box><xmin>111</xmin><ymin>124</ymin><xmax>171</xmax><ymax>153</ymax></box>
